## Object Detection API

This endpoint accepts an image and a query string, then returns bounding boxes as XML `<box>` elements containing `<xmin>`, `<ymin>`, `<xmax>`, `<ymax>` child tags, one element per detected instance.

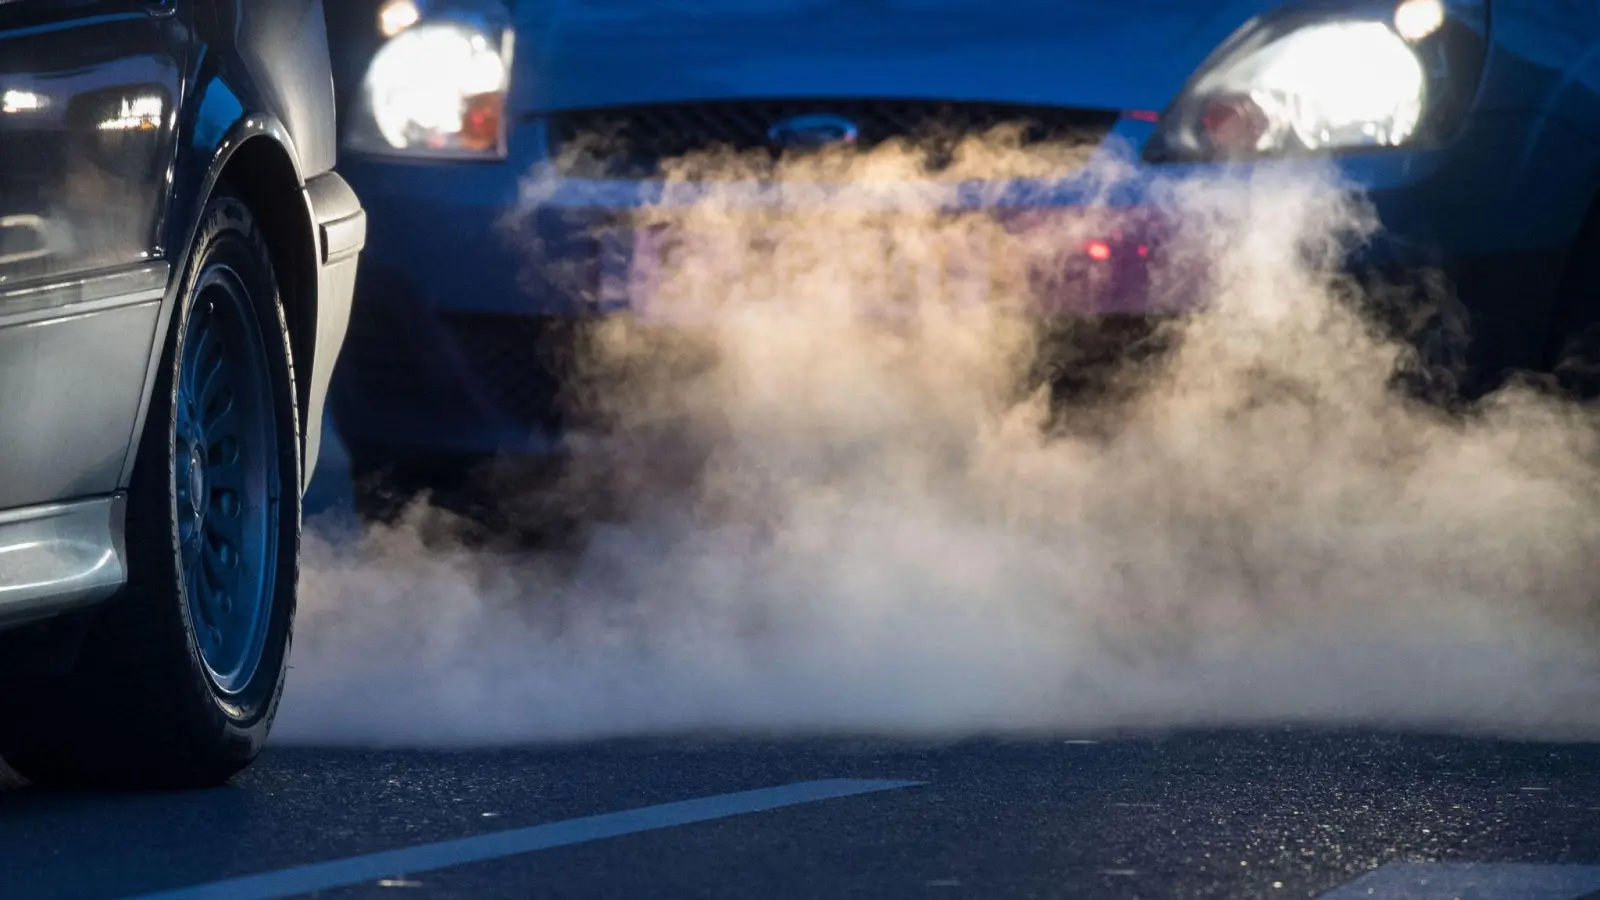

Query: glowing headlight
<box><xmin>1142</xmin><ymin>0</ymin><xmax>1497</xmax><ymax>166</ymax></box>
<box><xmin>1213</xmin><ymin>25</ymin><xmax>1422</xmax><ymax>157</ymax></box>
<box><xmin>346</xmin><ymin>20</ymin><xmax>513</xmax><ymax>160</ymax></box>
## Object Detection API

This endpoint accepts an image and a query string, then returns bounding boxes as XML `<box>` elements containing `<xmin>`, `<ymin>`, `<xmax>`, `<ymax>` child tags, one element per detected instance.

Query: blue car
<box><xmin>325</xmin><ymin>0</ymin><xmax>1600</xmax><ymax>511</ymax></box>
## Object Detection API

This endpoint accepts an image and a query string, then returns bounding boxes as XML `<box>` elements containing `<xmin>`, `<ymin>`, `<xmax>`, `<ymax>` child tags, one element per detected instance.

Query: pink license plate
<box><xmin>598</xmin><ymin>219</ymin><xmax>1004</xmax><ymax>324</ymax></box>
<box><xmin>595</xmin><ymin>211</ymin><xmax>1175</xmax><ymax>322</ymax></box>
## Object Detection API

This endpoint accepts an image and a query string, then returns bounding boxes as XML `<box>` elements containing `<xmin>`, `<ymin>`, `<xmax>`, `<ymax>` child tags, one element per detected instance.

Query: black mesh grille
<box><xmin>543</xmin><ymin>99</ymin><xmax>1121</xmax><ymax>179</ymax></box>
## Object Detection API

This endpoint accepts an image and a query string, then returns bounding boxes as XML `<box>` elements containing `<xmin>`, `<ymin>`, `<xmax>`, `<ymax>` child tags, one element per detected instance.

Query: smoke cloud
<box><xmin>275</xmin><ymin>133</ymin><xmax>1600</xmax><ymax>747</ymax></box>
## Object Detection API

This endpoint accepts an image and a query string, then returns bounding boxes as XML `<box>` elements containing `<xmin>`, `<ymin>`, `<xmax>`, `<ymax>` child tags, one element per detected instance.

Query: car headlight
<box><xmin>344</xmin><ymin>4</ymin><xmax>515</xmax><ymax>161</ymax></box>
<box><xmin>1145</xmin><ymin>0</ymin><xmax>1487</xmax><ymax>163</ymax></box>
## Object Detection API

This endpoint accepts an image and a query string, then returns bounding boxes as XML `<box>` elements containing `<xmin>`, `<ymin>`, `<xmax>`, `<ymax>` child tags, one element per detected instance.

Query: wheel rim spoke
<box><xmin>194</xmin><ymin>334</ymin><xmax>224</xmax><ymax>403</ymax></box>
<box><xmin>205</xmin><ymin>497</ymin><xmax>246</xmax><ymax>565</ymax></box>
<box><xmin>201</xmin><ymin>536</ymin><xmax>238</xmax><ymax>618</ymax></box>
<box><xmin>202</xmin><ymin>384</ymin><xmax>239</xmax><ymax>436</ymax></box>
<box><xmin>182</xmin><ymin>310</ymin><xmax>214</xmax><ymax>390</ymax></box>
<box><xmin>207</xmin><ymin>438</ymin><xmax>245</xmax><ymax>488</ymax></box>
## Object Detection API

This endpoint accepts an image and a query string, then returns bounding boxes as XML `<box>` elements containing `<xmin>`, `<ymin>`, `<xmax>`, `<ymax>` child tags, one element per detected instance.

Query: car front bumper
<box><xmin>330</xmin><ymin>112</ymin><xmax>1585</xmax><ymax>470</ymax></box>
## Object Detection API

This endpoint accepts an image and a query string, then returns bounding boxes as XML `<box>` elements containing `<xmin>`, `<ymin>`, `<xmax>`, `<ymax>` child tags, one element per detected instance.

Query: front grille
<box><xmin>442</xmin><ymin>313</ymin><xmax>582</xmax><ymax>430</ymax></box>
<box><xmin>544</xmin><ymin>99</ymin><xmax>1121</xmax><ymax>179</ymax></box>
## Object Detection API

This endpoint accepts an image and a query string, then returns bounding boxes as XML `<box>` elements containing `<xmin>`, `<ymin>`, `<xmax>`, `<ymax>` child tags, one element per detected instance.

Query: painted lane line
<box><xmin>1317</xmin><ymin>862</ymin><xmax>1600</xmax><ymax>899</ymax></box>
<box><xmin>121</xmin><ymin>778</ymin><xmax>923</xmax><ymax>900</ymax></box>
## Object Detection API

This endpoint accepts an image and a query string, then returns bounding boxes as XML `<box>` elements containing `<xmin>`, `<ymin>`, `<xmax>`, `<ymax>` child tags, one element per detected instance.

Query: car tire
<box><xmin>0</xmin><ymin>191</ymin><xmax>302</xmax><ymax>790</ymax></box>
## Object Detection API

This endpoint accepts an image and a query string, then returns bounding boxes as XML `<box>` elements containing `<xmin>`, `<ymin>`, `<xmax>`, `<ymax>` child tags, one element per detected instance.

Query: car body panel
<box><xmin>0</xmin><ymin>0</ymin><xmax>364</xmax><ymax>629</ymax></box>
<box><xmin>220</xmin><ymin>0</ymin><xmax>340</xmax><ymax>177</ymax></box>
<box><xmin>0</xmin><ymin>272</ymin><xmax>164</xmax><ymax>510</ymax></box>
<box><xmin>1481</xmin><ymin>1</ymin><xmax>1600</xmax><ymax>123</ymax></box>
<box><xmin>304</xmin><ymin>170</ymin><xmax>367</xmax><ymax>479</ymax></box>
<box><xmin>0</xmin><ymin>496</ymin><xmax>127</xmax><ymax>630</ymax></box>
<box><xmin>507</xmin><ymin>0</ymin><xmax>1282</xmax><ymax>115</ymax></box>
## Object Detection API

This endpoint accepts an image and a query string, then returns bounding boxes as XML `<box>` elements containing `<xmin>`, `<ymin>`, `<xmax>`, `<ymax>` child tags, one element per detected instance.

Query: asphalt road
<box><xmin>3</xmin><ymin>730</ymin><xmax>1599</xmax><ymax>900</ymax></box>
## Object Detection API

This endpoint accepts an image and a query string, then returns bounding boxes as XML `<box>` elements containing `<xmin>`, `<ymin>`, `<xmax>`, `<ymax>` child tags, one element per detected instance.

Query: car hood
<box><xmin>508</xmin><ymin>0</ymin><xmax>1290</xmax><ymax>114</ymax></box>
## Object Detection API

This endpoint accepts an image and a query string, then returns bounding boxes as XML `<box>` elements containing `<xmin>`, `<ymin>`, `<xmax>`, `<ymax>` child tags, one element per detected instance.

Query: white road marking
<box><xmin>119</xmin><ymin>778</ymin><xmax>923</xmax><ymax>900</ymax></box>
<box><xmin>1318</xmin><ymin>863</ymin><xmax>1600</xmax><ymax>899</ymax></box>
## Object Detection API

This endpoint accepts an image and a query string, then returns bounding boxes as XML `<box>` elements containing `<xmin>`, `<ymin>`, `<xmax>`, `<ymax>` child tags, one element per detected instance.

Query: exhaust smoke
<box><xmin>276</xmin><ymin>134</ymin><xmax>1600</xmax><ymax>747</ymax></box>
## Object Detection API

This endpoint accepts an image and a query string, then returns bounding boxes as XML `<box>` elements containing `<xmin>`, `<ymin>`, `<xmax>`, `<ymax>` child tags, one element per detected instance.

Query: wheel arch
<box><xmin>122</xmin><ymin>115</ymin><xmax>322</xmax><ymax>490</ymax></box>
<box><xmin>214</xmin><ymin>132</ymin><xmax>321</xmax><ymax>446</ymax></box>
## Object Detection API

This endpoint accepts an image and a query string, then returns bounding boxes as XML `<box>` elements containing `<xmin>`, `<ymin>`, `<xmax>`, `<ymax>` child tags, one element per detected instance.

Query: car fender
<box><xmin>121</xmin><ymin>107</ymin><xmax>360</xmax><ymax>492</ymax></box>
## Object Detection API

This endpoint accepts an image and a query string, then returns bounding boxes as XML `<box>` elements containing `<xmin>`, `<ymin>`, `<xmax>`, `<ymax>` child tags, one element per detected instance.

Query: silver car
<box><xmin>0</xmin><ymin>0</ymin><xmax>365</xmax><ymax>789</ymax></box>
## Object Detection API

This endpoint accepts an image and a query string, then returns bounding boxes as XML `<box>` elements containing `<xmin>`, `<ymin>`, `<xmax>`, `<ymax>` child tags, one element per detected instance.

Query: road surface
<box><xmin>3</xmin><ymin>731</ymin><xmax>1599</xmax><ymax>899</ymax></box>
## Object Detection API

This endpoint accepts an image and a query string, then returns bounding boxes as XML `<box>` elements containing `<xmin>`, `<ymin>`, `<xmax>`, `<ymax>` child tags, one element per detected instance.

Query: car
<box><xmin>0</xmin><ymin>0</ymin><xmax>366</xmax><ymax>789</ymax></box>
<box><xmin>325</xmin><ymin>0</ymin><xmax>1600</xmax><ymax>516</ymax></box>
